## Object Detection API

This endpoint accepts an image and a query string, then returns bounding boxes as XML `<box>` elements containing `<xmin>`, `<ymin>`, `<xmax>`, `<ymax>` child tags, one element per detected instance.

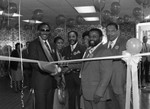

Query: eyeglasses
<box><xmin>40</xmin><ymin>29</ymin><xmax>50</xmax><ymax>32</ymax></box>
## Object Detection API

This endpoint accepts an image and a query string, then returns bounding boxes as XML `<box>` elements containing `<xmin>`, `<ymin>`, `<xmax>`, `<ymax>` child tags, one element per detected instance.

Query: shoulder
<box><xmin>77</xmin><ymin>43</ymin><xmax>86</xmax><ymax>51</ymax></box>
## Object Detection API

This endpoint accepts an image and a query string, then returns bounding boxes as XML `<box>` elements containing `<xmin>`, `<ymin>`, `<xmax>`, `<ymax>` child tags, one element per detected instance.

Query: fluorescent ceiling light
<box><xmin>12</xmin><ymin>13</ymin><xmax>23</xmax><ymax>17</ymax></box>
<box><xmin>0</xmin><ymin>11</ymin><xmax>3</xmax><ymax>15</ymax></box>
<box><xmin>22</xmin><ymin>20</ymin><xmax>42</xmax><ymax>24</ymax></box>
<box><xmin>84</xmin><ymin>17</ymin><xmax>99</xmax><ymax>21</ymax></box>
<box><xmin>145</xmin><ymin>15</ymin><xmax>150</xmax><ymax>20</ymax></box>
<box><xmin>74</xmin><ymin>6</ymin><xmax>96</xmax><ymax>13</ymax></box>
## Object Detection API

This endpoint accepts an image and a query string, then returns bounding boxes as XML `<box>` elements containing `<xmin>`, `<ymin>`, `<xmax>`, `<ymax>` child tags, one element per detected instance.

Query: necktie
<box><xmin>108</xmin><ymin>41</ymin><xmax>113</xmax><ymax>49</ymax></box>
<box><xmin>86</xmin><ymin>48</ymin><xmax>93</xmax><ymax>58</ymax></box>
<box><xmin>145</xmin><ymin>43</ymin><xmax>148</xmax><ymax>52</ymax></box>
<box><xmin>45</xmin><ymin>41</ymin><xmax>51</xmax><ymax>53</ymax></box>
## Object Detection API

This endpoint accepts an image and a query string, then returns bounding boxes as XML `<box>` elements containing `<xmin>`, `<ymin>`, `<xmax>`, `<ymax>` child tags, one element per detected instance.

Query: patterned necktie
<box><xmin>45</xmin><ymin>41</ymin><xmax>51</xmax><ymax>53</ymax></box>
<box><xmin>108</xmin><ymin>41</ymin><xmax>113</xmax><ymax>49</ymax></box>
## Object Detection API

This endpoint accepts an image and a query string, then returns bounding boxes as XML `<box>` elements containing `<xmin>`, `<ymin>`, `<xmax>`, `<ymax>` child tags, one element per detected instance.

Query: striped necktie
<box><xmin>45</xmin><ymin>41</ymin><xmax>51</xmax><ymax>53</ymax></box>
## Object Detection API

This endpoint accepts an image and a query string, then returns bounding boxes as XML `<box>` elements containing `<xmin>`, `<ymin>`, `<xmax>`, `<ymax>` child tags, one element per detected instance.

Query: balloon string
<box><xmin>18</xmin><ymin>0</ymin><xmax>24</xmax><ymax>107</ymax></box>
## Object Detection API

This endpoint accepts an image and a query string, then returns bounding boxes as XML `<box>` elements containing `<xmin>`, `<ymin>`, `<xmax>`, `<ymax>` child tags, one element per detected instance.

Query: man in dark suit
<box><xmin>22</xmin><ymin>41</ymin><xmax>32</xmax><ymax>89</ymax></box>
<box><xmin>106</xmin><ymin>22</ymin><xmax>127</xmax><ymax>109</ymax></box>
<box><xmin>28</xmin><ymin>22</ymin><xmax>59</xmax><ymax>109</ymax></box>
<box><xmin>62</xmin><ymin>31</ymin><xmax>86</xmax><ymax>109</ymax></box>
<box><xmin>141</xmin><ymin>36</ymin><xmax>150</xmax><ymax>86</ymax></box>
<box><xmin>80</xmin><ymin>28</ymin><xmax>113</xmax><ymax>109</ymax></box>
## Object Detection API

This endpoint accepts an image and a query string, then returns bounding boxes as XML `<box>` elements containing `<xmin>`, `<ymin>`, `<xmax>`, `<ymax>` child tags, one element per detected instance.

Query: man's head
<box><xmin>143</xmin><ymin>36</ymin><xmax>148</xmax><ymax>43</ymax></box>
<box><xmin>26</xmin><ymin>41</ymin><xmax>30</xmax><ymax>48</ymax></box>
<box><xmin>106</xmin><ymin>22</ymin><xmax>120</xmax><ymax>41</ymax></box>
<box><xmin>15</xmin><ymin>42</ymin><xmax>23</xmax><ymax>51</ymax></box>
<box><xmin>68</xmin><ymin>31</ymin><xmax>78</xmax><ymax>45</ymax></box>
<box><xmin>82</xmin><ymin>31</ymin><xmax>89</xmax><ymax>47</ymax></box>
<box><xmin>89</xmin><ymin>28</ymin><xmax>103</xmax><ymax>47</ymax></box>
<box><xmin>38</xmin><ymin>22</ymin><xmax>51</xmax><ymax>40</ymax></box>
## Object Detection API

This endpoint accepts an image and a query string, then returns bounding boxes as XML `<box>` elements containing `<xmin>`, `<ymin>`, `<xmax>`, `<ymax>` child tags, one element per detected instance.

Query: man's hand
<box><xmin>38</xmin><ymin>61</ymin><xmax>60</xmax><ymax>75</ymax></box>
<box><xmin>93</xmin><ymin>94</ymin><xmax>101</xmax><ymax>104</ymax></box>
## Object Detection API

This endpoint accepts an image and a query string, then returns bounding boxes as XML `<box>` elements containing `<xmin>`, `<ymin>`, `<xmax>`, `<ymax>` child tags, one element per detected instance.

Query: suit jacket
<box><xmin>141</xmin><ymin>43</ymin><xmax>150</xmax><ymax>62</ymax></box>
<box><xmin>81</xmin><ymin>44</ymin><xmax>113</xmax><ymax>101</ymax></box>
<box><xmin>106</xmin><ymin>37</ymin><xmax>127</xmax><ymax>94</ymax></box>
<box><xmin>10</xmin><ymin>49</ymin><xmax>20</xmax><ymax>70</ymax></box>
<box><xmin>28</xmin><ymin>37</ymin><xmax>58</xmax><ymax>91</ymax></box>
<box><xmin>62</xmin><ymin>43</ymin><xmax>86</xmax><ymax>70</ymax></box>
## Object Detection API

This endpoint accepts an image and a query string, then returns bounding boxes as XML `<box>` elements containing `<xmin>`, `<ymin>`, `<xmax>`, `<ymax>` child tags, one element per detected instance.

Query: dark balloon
<box><xmin>76</xmin><ymin>15</ymin><xmax>84</xmax><ymax>25</ymax></box>
<box><xmin>94</xmin><ymin>0</ymin><xmax>105</xmax><ymax>12</ymax></box>
<box><xmin>102</xmin><ymin>10</ymin><xmax>111</xmax><ymax>21</ymax></box>
<box><xmin>135</xmin><ymin>0</ymin><xmax>150</xmax><ymax>6</ymax></box>
<box><xmin>67</xmin><ymin>18</ymin><xmax>76</xmax><ymax>27</ymax></box>
<box><xmin>124</xmin><ymin>15</ymin><xmax>131</xmax><ymax>22</ymax></box>
<box><xmin>56</xmin><ymin>15</ymin><xmax>66</xmax><ymax>25</ymax></box>
<box><xmin>0</xmin><ymin>0</ymin><xmax>8</xmax><ymax>10</ymax></box>
<box><xmin>117</xmin><ymin>17</ymin><xmax>124</xmax><ymax>24</ymax></box>
<box><xmin>132</xmin><ymin>7</ymin><xmax>143</xmax><ymax>18</ymax></box>
<box><xmin>7</xmin><ymin>2</ymin><xmax>17</xmax><ymax>13</ymax></box>
<box><xmin>110</xmin><ymin>2</ymin><xmax>120</xmax><ymax>15</ymax></box>
<box><xmin>32</xmin><ymin>9</ymin><xmax>44</xmax><ymax>21</ymax></box>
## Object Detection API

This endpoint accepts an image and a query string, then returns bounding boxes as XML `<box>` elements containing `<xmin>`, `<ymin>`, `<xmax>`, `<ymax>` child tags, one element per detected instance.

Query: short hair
<box><xmin>68</xmin><ymin>31</ymin><xmax>78</xmax><ymax>37</ymax></box>
<box><xmin>106</xmin><ymin>22</ymin><xmax>119</xmax><ymax>30</ymax></box>
<box><xmin>89</xmin><ymin>28</ymin><xmax>103</xmax><ymax>37</ymax></box>
<box><xmin>54</xmin><ymin>36</ymin><xmax>64</xmax><ymax>44</ymax></box>
<box><xmin>15</xmin><ymin>43</ymin><xmax>23</xmax><ymax>50</ymax></box>
<box><xmin>82</xmin><ymin>31</ymin><xmax>89</xmax><ymax>39</ymax></box>
<box><xmin>37</xmin><ymin>22</ymin><xmax>50</xmax><ymax>31</ymax></box>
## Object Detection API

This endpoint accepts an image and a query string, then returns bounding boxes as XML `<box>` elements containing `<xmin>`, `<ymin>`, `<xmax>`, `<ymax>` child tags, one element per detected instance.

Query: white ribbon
<box><xmin>122</xmin><ymin>51</ymin><xmax>141</xmax><ymax>109</ymax></box>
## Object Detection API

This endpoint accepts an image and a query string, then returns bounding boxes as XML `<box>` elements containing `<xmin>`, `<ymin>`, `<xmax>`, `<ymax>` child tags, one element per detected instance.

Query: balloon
<box><xmin>117</xmin><ymin>17</ymin><xmax>124</xmax><ymax>24</ymax></box>
<box><xmin>135</xmin><ymin>0</ymin><xmax>150</xmax><ymax>6</ymax></box>
<box><xmin>76</xmin><ymin>15</ymin><xmax>84</xmax><ymax>24</ymax></box>
<box><xmin>67</xmin><ymin>18</ymin><xmax>76</xmax><ymax>27</ymax></box>
<box><xmin>126</xmin><ymin>38</ymin><xmax>142</xmax><ymax>55</ymax></box>
<box><xmin>132</xmin><ymin>7</ymin><xmax>143</xmax><ymax>18</ymax></box>
<box><xmin>110</xmin><ymin>2</ymin><xmax>120</xmax><ymax>15</ymax></box>
<box><xmin>0</xmin><ymin>0</ymin><xmax>8</xmax><ymax>10</ymax></box>
<box><xmin>102</xmin><ymin>10</ymin><xmax>111</xmax><ymax>21</ymax></box>
<box><xmin>94</xmin><ymin>0</ymin><xmax>106</xmax><ymax>12</ymax></box>
<box><xmin>56</xmin><ymin>15</ymin><xmax>66</xmax><ymax>25</ymax></box>
<box><xmin>7</xmin><ymin>2</ymin><xmax>17</xmax><ymax>13</ymax></box>
<box><xmin>110</xmin><ymin>15</ymin><xmax>119</xmax><ymax>22</ymax></box>
<box><xmin>124</xmin><ymin>15</ymin><xmax>130</xmax><ymax>22</ymax></box>
<box><xmin>32</xmin><ymin>9</ymin><xmax>44</xmax><ymax>21</ymax></box>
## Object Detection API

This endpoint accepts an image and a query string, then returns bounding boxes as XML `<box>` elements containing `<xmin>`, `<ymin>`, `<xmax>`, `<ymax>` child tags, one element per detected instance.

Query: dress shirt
<box><xmin>86</xmin><ymin>42</ymin><xmax>102</xmax><ymax>58</ymax></box>
<box><xmin>108</xmin><ymin>37</ymin><xmax>119</xmax><ymax>49</ymax></box>
<box><xmin>43</xmin><ymin>40</ymin><xmax>52</xmax><ymax>52</ymax></box>
<box><xmin>70</xmin><ymin>42</ymin><xmax>78</xmax><ymax>51</ymax></box>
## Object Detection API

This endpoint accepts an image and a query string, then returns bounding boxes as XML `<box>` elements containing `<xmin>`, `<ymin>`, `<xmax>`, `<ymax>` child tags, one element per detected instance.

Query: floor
<box><xmin>0</xmin><ymin>76</ymin><xmax>150</xmax><ymax>109</ymax></box>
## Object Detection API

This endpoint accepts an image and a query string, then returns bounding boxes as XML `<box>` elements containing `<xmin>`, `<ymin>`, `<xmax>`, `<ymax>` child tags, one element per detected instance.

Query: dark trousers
<box><xmin>141</xmin><ymin>60</ymin><xmax>150</xmax><ymax>83</ymax></box>
<box><xmin>23</xmin><ymin>70</ymin><xmax>32</xmax><ymax>88</ymax></box>
<box><xmin>34</xmin><ymin>89</ymin><xmax>55</xmax><ymax>109</ymax></box>
<box><xmin>65</xmin><ymin>72</ymin><xmax>81</xmax><ymax>109</ymax></box>
<box><xmin>106</xmin><ymin>86</ymin><xmax>125</xmax><ymax>109</ymax></box>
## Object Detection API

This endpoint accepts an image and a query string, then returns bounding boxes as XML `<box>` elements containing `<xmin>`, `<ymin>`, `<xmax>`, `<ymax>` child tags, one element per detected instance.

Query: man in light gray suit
<box><xmin>80</xmin><ymin>28</ymin><xmax>113</xmax><ymax>109</ymax></box>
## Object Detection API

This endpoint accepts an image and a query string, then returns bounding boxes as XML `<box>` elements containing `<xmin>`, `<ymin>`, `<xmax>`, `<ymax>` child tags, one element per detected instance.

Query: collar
<box><xmin>70</xmin><ymin>42</ymin><xmax>78</xmax><ymax>50</ymax></box>
<box><xmin>108</xmin><ymin>37</ymin><xmax>119</xmax><ymax>48</ymax></box>
<box><xmin>89</xmin><ymin>41</ymin><xmax>102</xmax><ymax>54</ymax></box>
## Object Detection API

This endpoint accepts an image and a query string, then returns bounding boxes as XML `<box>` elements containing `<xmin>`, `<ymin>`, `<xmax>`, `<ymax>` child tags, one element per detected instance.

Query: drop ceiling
<box><xmin>6</xmin><ymin>0</ymin><xmax>150</xmax><ymax>25</ymax></box>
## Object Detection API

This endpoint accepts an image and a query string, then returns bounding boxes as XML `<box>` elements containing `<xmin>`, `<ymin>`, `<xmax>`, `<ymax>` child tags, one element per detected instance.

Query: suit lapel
<box><xmin>83</xmin><ymin>44</ymin><xmax>103</xmax><ymax>69</ymax></box>
<box><xmin>39</xmin><ymin>37</ymin><xmax>54</xmax><ymax>62</ymax></box>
